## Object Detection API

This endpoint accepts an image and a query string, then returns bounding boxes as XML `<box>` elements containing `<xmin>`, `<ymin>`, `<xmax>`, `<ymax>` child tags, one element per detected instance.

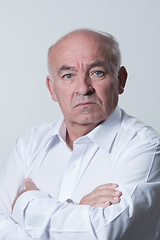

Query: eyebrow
<box><xmin>88</xmin><ymin>60</ymin><xmax>108</xmax><ymax>70</ymax></box>
<box><xmin>58</xmin><ymin>65</ymin><xmax>78</xmax><ymax>76</ymax></box>
<box><xmin>57</xmin><ymin>60</ymin><xmax>109</xmax><ymax>76</ymax></box>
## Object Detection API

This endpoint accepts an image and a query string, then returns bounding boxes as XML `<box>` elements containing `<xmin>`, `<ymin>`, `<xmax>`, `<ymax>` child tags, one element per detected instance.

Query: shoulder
<box><xmin>120</xmin><ymin>109</ymin><xmax>160</xmax><ymax>145</ymax></box>
<box><xmin>16</xmin><ymin>118</ymin><xmax>62</xmax><ymax>147</ymax></box>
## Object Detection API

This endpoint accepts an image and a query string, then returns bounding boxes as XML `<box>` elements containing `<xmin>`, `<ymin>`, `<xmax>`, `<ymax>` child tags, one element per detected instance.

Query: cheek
<box><xmin>97</xmin><ymin>82</ymin><xmax>119</xmax><ymax>106</ymax></box>
<box><xmin>54</xmin><ymin>86</ymin><xmax>72</xmax><ymax>108</ymax></box>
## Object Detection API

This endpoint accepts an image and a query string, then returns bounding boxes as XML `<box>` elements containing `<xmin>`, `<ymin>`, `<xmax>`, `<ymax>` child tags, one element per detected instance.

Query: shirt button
<box><xmin>70</xmin><ymin>164</ymin><xmax>76</xmax><ymax>169</ymax></box>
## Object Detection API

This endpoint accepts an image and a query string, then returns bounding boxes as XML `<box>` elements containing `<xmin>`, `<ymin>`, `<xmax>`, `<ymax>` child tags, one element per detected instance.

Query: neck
<box><xmin>65</xmin><ymin>122</ymin><xmax>98</xmax><ymax>150</ymax></box>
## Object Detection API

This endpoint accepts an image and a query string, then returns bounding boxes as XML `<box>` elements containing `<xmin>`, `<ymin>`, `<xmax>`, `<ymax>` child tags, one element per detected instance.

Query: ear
<box><xmin>118</xmin><ymin>66</ymin><xmax>128</xmax><ymax>94</ymax></box>
<box><xmin>46</xmin><ymin>76</ymin><xmax>58</xmax><ymax>102</ymax></box>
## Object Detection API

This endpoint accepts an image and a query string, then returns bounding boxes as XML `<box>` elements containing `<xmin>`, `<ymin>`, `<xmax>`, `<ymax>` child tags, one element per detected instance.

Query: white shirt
<box><xmin>0</xmin><ymin>106</ymin><xmax>160</xmax><ymax>239</ymax></box>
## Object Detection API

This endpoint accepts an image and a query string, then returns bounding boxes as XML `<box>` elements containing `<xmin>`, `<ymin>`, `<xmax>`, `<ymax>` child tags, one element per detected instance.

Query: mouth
<box><xmin>74</xmin><ymin>102</ymin><xmax>96</xmax><ymax>108</ymax></box>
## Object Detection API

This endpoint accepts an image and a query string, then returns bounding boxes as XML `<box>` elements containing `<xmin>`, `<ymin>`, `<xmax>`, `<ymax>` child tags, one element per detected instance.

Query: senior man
<box><xmin>0</xmin><ymin>29</ymin><xmax>160</xmax><ymax>239</ymax></box>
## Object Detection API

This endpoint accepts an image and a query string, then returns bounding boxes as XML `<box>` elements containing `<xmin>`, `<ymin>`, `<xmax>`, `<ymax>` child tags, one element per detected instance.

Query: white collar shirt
<box><xmin>1</xmin><ymin>106</ymin><xmax>160</xmax><ymax>239</ymax></box>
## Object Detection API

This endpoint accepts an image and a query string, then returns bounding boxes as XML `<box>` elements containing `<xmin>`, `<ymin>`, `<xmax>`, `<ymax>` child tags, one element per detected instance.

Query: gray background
<box><xmin>0</xmin><ymin>0</ymin><xmax>160</xmax><ymax>168</ymax></box>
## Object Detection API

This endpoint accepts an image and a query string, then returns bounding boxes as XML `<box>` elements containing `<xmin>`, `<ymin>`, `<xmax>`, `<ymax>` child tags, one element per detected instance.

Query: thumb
<box><xmin>24</xmin><ymin>178</ymin><xmax>39</xmax><ymax>190</ymax></box>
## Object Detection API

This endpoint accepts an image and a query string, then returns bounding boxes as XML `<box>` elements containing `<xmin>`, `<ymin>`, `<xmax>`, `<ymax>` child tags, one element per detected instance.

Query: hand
<box><xmin>12</xmin><ymin>178</ymin><xmax>39</xmax><ymax>211</ymax></box>
<box><xmin>79</xmin><ymin>183</ymin><xmax>121</xmax><ymax>208</ymax></box>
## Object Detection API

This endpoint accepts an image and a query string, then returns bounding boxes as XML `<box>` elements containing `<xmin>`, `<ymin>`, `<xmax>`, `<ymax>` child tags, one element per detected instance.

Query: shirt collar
<box><xmin>44</xmin><ymin>117</ymin><xmax>65</xmax><ymax>150</ymax></box>
<box><xmin>86</xmin><ymin>106</ymin><xmax>122</xmax><ymax>152</ymax></box>
<box><xmin>47</xmin><ymin>106</ymin><xmax>122</xmax><ymax>153</ymax></box>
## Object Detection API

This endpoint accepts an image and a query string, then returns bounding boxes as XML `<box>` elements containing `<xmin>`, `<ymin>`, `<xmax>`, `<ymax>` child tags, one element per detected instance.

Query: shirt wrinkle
<box><xmin>1</xmin><ymin>106</ymin><xmax>160</xmax><ymax>239</ymax></box>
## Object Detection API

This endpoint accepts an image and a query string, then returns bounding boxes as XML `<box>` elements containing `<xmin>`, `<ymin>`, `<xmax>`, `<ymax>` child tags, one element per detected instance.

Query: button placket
<box><xmin>58</xmin><ymin>143</ymin><xmax>86</xmax><ymax>202</ymax></box>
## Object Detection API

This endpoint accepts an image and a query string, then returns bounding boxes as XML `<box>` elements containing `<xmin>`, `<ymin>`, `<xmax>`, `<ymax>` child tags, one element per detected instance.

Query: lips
<box><xmin>74</xmin><ymin>102</ymin><xmax>96</xmax><ymax>108</ymax></box>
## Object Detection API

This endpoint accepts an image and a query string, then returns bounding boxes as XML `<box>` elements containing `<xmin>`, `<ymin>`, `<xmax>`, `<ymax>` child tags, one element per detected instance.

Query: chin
<box><xmin>75</xmin><ymin>115</ymin><xmax>104</xmax><ymax>126</ymax></box>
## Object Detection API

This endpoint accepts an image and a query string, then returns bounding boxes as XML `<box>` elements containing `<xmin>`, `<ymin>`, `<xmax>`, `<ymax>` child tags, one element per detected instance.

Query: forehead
<box><xmin>50</xmin><ymin>33</ymin><xmax>108</xmax><ymax>70</ymax></box>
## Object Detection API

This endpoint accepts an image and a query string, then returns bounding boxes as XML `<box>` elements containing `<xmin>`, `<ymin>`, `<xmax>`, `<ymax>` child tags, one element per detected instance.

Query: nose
<box><xmin>75</xmin><ymin>76</ymin><xmax>94</xmax><ymax>96</ymax></box>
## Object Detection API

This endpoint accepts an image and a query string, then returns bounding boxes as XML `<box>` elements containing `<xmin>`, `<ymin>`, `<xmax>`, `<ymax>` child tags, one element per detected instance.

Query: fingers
<box><xmin>88</xmin><ymin>190</ymin><xmax>121</xmax><ymax>207</ymax></box>
<box><xmin>93</xmin><ymin>184</ymin><xmax>121</xmax><ymax>201</ymax></box>
<box><xmin>79</xmin><ymin>183</ymin><xmax>122</xmax><ymax>208</ymax></box>
<box><xmin>89</xmin><ymin>201</ymin><xmax>112</xmax><ymax>208</ymax></box>
<box><xmin>95</xmin><ymin>183</ymin><xmax>119</xmax><ymax>190</ymax></box>
<box><xmin>24</xmin><ymin>178</ymin><xmax>39</xmax><ymax>190</ymax></box>
<box><xmin>12</xmin><ymin>178</ymin><xmax>39</xmax><ymax>212</ymax></box>
<box><xmin>12</xmin><ymin>189</ymin><xmax>27</xmax><ymax>211</ymax></box>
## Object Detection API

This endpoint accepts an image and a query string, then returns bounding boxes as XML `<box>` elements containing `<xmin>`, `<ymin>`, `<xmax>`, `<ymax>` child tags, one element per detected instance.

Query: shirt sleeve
<box><xmin>0</xmin><ymin>139</ymin><xmax>32</xmax><ymax>240</ymax></box>
<box><xmin>11</xmin><ymin>142</ymin><xmax>160</xmax><ymax>240</ymax></box>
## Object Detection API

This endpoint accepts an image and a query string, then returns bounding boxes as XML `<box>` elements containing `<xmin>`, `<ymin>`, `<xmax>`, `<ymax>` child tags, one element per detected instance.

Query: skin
<box><xmin>12</xmin><ymin>30</ymin><xmax>127</xmax><ymax>211</ymax></box>
<box><xmin>12</xmin><ymin>178</ymin><xmax>121</xmax><ymax>210</ymax></box>
<box><xmin>79</xmin><ymin>183</ymin><xmax>121</xmax><ymax>207</ymax></box>
<box><xmin>12</xmin><ymin>178</ymin><xmax>39</xmax><ymax>211</ymax></box>
<box><xmin>46</xmin><ymin>31</ymin><xmax>127</xmax><ymax>149</ymax></box>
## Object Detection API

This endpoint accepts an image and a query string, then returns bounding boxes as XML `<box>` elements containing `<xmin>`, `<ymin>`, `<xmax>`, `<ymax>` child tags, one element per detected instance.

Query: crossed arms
<box><xmin>11</xmin><ymin>179</ymin><xmax>160</xmax><ymax>240</ymax></box>
<box><xmin>1</xmin><ymin>126</ymin><xmax>160</xmax><ymax>239</ymax></box>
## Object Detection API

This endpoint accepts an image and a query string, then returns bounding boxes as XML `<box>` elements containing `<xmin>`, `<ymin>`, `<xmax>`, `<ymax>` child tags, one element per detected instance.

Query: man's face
<box><xmin>47</xmin><ymin>33</ymin><xmax>125</xmax><ymax>128</ymax></box>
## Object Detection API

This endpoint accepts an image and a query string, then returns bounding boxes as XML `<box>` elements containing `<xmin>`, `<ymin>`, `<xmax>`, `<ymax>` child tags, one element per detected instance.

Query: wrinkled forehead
<box><xmin>49</xmin><ymin>33</ymin><xmax>108</xmax><ymax>69</ymax></box>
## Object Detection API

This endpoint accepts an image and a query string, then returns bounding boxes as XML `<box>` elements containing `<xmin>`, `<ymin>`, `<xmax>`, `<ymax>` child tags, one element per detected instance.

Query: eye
<box><xmin>63</xmin><ymin>74</ymin><xmax>72</xmax><ymax>79</ymax></box>
<box><xmin>94</xmin><ymin>70</ymin><xmax>104</xmax><ymax>76</ymax></box>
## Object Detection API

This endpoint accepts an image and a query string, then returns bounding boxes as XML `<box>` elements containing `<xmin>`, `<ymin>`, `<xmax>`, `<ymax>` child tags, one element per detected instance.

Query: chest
<box><xmin>27</xmin><ymin>140</ymin><xmax>114</xmax><ymax>203</ymax></box>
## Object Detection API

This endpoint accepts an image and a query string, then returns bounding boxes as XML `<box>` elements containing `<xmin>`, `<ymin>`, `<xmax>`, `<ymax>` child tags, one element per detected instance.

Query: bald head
<box><xmin>47</xmin><ymin>29</ymin><xmax>121</xmax><ymax>79</ymax></box>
